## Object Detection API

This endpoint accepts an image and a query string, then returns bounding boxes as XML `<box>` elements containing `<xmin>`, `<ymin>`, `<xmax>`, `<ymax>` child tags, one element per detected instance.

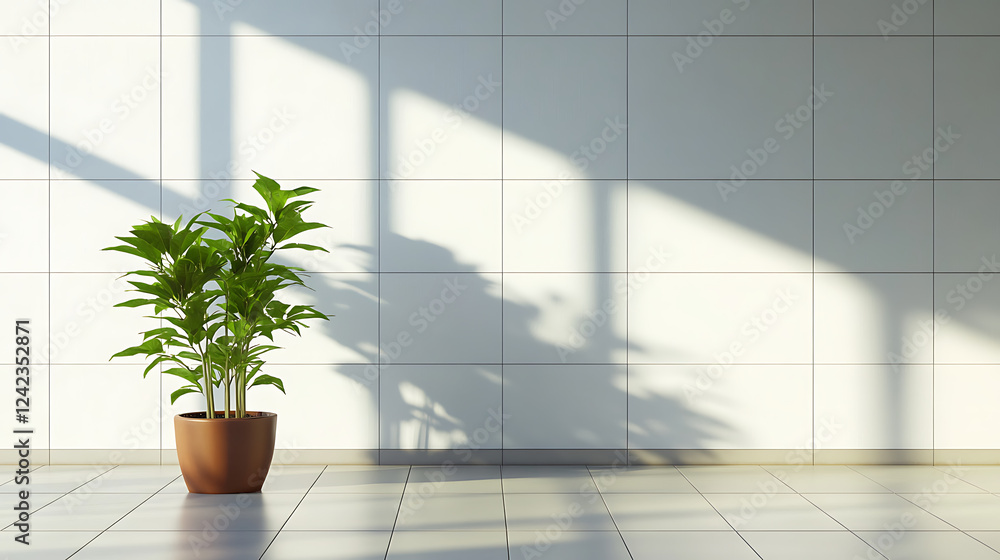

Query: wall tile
<box><xmin>503</xmin><ymin>365</ymin><xmax>626</xmax><ymax>448</ymax></box>
<box><xmin>814</xmin><ymin>273</ymin><xmax>933</xmax><ymax>364</ymax></box>
<box><xmin>503</xmin><ymin>180</ymin><xmax>626</xmax><ymax>272</ymax></box>
<box><xmin>814</xmin><ymin>38</ymin><xmax>933</xmax><ymax>180</ymax></box>
<box><xmin>630</xmin><ymin>181</ymin><xmax>812</xmax><ymax>273</ymax></box>
<box><xmin>380</xmin><ymin>37</ymin><xmax>502</xmax><ymax>180</ymax></box>
<box><xmin>935</xmin><ymin>38</ymin><xmax>1000</xmax><ymax>179</ymax></box>
<box><xmin>50</xmin><ymin>37</ymin><xmax>160</xmax><ymax>180</ymax></box>
<box><xmin>629</xmin><ymin>273</ymin><xmax>812</xmax><ymax>364</ymax></box>
<box><xmin>163</xmin><ymin>0</ymin><xmax>378</xmax><ymax>35</ymax></box>
<box><xmin>380</xmin><ymin>0</ymin><xmax>501</xmax><ymax>35</ymax></box>
<box><xmin>381</xmin><ymin>364</ymin><xmax>502</xmax><ymax>449</ymax></box>
<box><xmin>503</xmin><ymin>38</ymin><xmax>627</xmax><ymax>180</ymax></box>
<box><xmin>629</xmin><ymin>37</ymin><xmax>813</xmax><ymax>180</ymax></box>
<box><xmin>815</xmin><ymin>364</ymin><xmax>933</xmax><ymax>449</ymax></box>
<box><xmin>379</xmin><ymin>273</ymin><xmax>501</xmax><ymax>363</ymax></box>
<box><xmin>935</xmin><ymin>273</ymin><xmax>1000</xmax><ymax>364</ymax></box>
<box><xmin>503</xmin><ymin>0</ymin><xmax>626</xmax><ymax>35</ymax></box>
<box><xmin>815</xmin><ymin>0</ymin><xmax>932</xmax><ymax>36</ymax></box>
<box><xmin>936</xmin><ymin>0</ymin><xmax>1000</xmax><ymax>35</ymax></box>
<box><xmin>51</xmin><ymin>364</ymin><xmax>161</xmax><ymax>450</ymax></box>
<box><xmin>50</xmin><ymin>180</ymin><xmax>160</xmax><ymax>273</ymax></box>
<box><xmin>162</xmin><ymin>36</ymin><xmax>378</xmax><ymax>181</ymax></box>
<box><xmin>0</xmin><ymin>36</ymin><xmax>48</xmax><ymax>179</ymax></box>
<box><xmin>49</xmin><ymin>273</ymin><xmax>153</xmax><ymax>365</ymax></box>
<box><xmin>629</xmin><ymin>365</ymin><xmax>812</xmax><ymax>449</ymax></box>
<box><xmin>503</xmin><ymin>273</ymin><xmax>627</xmax><ymax>364</ymax></box>
<box><xmin>0</xmin><ymin>182</ymin><xmax>48</xmax><ymax>272</ymax></box>
<box><xmin>935</xmin><ymin>365</ymin><xmax>1000</xmax><ymax>449</ymax></box>
<box><xmin>381</xmin><ymin>180</ymin><xmax>501</xmax><ymax>272</ymax></box>
<box><xmin>52</xmin><ymin>0</ymin><xmax>159</xmax><ymax>35</ymax></box>
<box><xmin>630</xmin><ymin>0</ymin><xmax>812</xmax><ymax>36</ymax></box>
<box><xmin>935</xmin><ymin>181</ymin><xmax>1000</xmax><ymax>273</ymax></box>
<box><xmin>815</xmin><ymin>180</ymin><xmax>933</xmax><ymax>273</ymax></box>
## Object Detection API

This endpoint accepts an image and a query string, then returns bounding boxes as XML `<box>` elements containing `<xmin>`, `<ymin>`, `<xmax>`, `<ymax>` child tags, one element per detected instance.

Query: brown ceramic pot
<box><xmin>174</xmin><ymin>411</ymin><xmax>277</xmax><ymax>494</ymax></box>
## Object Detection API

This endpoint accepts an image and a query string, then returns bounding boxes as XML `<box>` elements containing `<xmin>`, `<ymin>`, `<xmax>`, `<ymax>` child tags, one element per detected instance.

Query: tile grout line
<box><xmin>376</xmin><ymin>16</ymin><xmax>382</xmax><ymax>466</ymax></box>
<box><xmin>624</xmin><ymin>0</ymin><xmax>630</xmax><ymax>461</ymax></box>
<box><xmin>811</xmin><ymin>0</ymin><xmax>816</xmax><ymax>468</ymax></box>
<box><xmin>47</xmin><ymin>0</ymin><xmax>52</xmax><ymax>468</ymax></box>
<box><xmin>931</xmin><ymin>0</ymin><xmax>936</xmax><ymax>459</ymax></box>
<box><xmin>587</xmin><ymin>465</ymin><xmax>634</xmax><ymax>560</ymax></box>
<box><xmin>500</xmin><ymin>0</ymin><xmax>505</xmax><ymax>467</ymax></box>
<box><xmin>501</xmin><ymin>463</ymin><xmax>510</xmax><ymax>560</ymax></box>
<box><xmin>382</xmin><ymin>465</ymin><xmax>413</xmax><ymax>560</ymax></box>
<box><xmin>66</xmin><ymin>467</ymin><xmax>180</xmax><ymax>559</ymax></box>
<box><xmin>672</xmin><ymin>467</ymin><xmax>764</xmax><ymax>560</ymax></box>
<box><xmin>256</xmin><ymin>464</ymin><xmax>329</xmax><ymax>560</ymax></box>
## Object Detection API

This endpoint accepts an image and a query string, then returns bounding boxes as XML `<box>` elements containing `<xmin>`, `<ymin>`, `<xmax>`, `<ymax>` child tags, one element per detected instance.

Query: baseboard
<box><xmin>814</xmin><ymin>449</ymin><xmax>934</xmax><ymax>465</ymax></box>
<box><xmin>5</xmin><ymin>449</ymin><xmax>1000</xmax><ymax>466</ymax></box>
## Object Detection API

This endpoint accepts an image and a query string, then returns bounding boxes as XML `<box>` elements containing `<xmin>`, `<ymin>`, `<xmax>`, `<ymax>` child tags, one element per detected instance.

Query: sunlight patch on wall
<box><xmin>387</xmin><ymin>88</ymin><xmax>501</xmax><ymax>180</ymax></box>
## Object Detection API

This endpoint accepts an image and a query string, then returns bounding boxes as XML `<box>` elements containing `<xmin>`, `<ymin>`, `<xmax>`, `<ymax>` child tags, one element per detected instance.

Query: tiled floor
<box><xmin>4</xmin><ymin>464</ymin><xmax>1000</xmax><ymax>559</ymax></box>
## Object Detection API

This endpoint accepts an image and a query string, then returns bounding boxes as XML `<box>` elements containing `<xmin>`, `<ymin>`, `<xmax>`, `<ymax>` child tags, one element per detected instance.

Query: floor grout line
<box><xmin>255</xmin><ymin>464</ymin><xmax>329</xmax><ymax>560</ymax></box>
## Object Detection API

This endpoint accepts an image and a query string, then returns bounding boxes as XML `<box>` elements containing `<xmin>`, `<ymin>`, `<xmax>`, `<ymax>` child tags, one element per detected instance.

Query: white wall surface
<box><xmin>2</xmin><ymin>0</ymin><xmax>1000</xmax><ymax>460</ymax></box>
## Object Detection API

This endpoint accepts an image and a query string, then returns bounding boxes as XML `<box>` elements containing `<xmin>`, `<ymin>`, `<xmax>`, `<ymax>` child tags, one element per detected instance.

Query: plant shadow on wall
<box><xmin>0</xmin><ymin>0</ymin><xmax>751</xmax><ymax>460</ymax></box>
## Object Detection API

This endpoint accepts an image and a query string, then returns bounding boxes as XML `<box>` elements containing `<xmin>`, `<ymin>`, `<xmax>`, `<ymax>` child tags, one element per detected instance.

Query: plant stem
<box><xmin>202</xmin><ymin>355</ymin><xmax>215</xmax><ymax>419</ymax></box>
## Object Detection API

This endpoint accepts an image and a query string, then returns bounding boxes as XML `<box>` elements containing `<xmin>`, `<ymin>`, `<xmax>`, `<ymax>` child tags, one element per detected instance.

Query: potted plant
<box><xmin>105</xmin><ymin>173</ymin><xmax>330</xmax><ymax>493</ymax></box>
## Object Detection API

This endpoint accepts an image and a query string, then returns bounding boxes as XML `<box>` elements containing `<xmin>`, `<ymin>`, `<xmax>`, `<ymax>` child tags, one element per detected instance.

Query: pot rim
<box><xmin>175</xmin><ymin>411</ymin><xmax>277</xmax><ymax>422</ymax></box>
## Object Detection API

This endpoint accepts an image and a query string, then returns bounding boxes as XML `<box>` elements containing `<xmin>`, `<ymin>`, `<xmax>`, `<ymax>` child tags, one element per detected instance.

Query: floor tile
<box><xmin>283</xmin><ymin>493</ymin><xmax>400</xmax><ymax>531</ymax></box>
<box><xmin>678</xmin><ymin>466</ymin><xmax>795</xmax><ymax>494</ymax></box>
<box><xmin>110</xmin><ymin>492</ymin><xmax>301</xmax><ymax>532</ymax></box>
<box><xmin>508</xmin><ymin>531</ymin><xmax>631</xmax><ymax>560</ymax></box>
<box><xmin>0</xmin><ymin>531</ymin><xmax>98</xmax><ymax>559</ymax></box>
<box><xmin>851</xmin><ymin>466</ymin><xmax>986</xmax><ymax>493</ymax></box>
<box><xmin>71</xmin><ymin>530</ymin><xmax>276</xmax><ymax>560</ymax></box>
<box><xmin>857</xmin><ymin>530</ymin><xmax>1000</xmax><ymax>560</ymax></box>
<box><xmin>504</xmin><ymin>493</ymin><xmax>616</xmax><ymax>531</ymax></box>
<box><xmin>804</xmin><ymin>493</ymin><xmax>956</xmax><ymax>531</ymax></box>
<box><xmin>261</xmin><ymin>531</ymin><xmax>391</xmax><ymax>560</ymax></box>
<box><xmin>161</xmin><ymin>465</ymin><xmax>322</xmax><ymax>494</ymax></box>
<box><xmin>70</xmin><ymin>465</ymin><xmax>180</xmax><ymax>494</ymax></box>
<box><xmin>705</xmin><ymin>493</ymin><xmax>844</xmax><ymax>531</ymax></box>
<box><xmin>386</xmin><ymin>531</ymin><xmax>508</xmax><ymax>560</ymax></box>
<box><xmin>0</xmin><ymin>465</ymin><xmax>113</xmax><ymax>494</ymax></box>
<box><xmin>602</xmin><ymin>493</ymin><xmax>731</xmax><ymax>531</ymax></box>
<box><xmin>742</xmin><ymin>531</ymin><xmax>887</xmax><ymax>560</ymax></box>
<box><xmin>395</xmin><ymin>493</ymin><xmax>506</xmax><ymax>531</ymax></box>
<box><xmin>764</xmin><ymin>465</ymin><xmax>892</xmax><ymax>493</ymax></box>
<box><xmin>502</xmin><ymin>466</ymin><xmax>598</xmax><ymax>494</ymax></box>
<box><xmin>589</xmin><ymin>466</ymin><xmax>698</xmax><ymax>493</ymax></box>
<box><xmin>947</xmin><ymin>466</ymin><xmax>1000</xmax><ymax>493</ymax></box>
<box><xmin>309</xmin><ymin>465</ymin><xmax>409</xmax><ymax>494</ymax></box>
<box><xmin>405</xmin><ymin>466</ymin><xmax>501</xmax><ymax>494</ymax></box>
<box><xmin>969</xmin><ymin>532</ymin><xmax>1000</xmax><ymax>555</ymax></box>
<box><xmin>1</xmin><ymin>493</ymin><xmax>64</xmax><ymax>530</ymax></box>
<box><xmin>902</xmin><ymin>493</ymin><xmax>1000</xmax><ymax>531</ymax></box>
<box><xmin>623</xmin><ymin>531</ymin><xmax>760</xmax><ymax>560</ymax></box>
<box><xmin>30</xmin><ymin>493</ymin><xmax>149</xmax><ymax>531</ymax></box>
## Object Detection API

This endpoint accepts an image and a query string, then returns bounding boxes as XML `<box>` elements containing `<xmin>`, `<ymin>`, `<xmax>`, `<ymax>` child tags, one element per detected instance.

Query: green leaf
<box><xmin>142</xmin><ymin>355</ymin><xmax>171</xmax><ymax>378</ymax></box>
<box><xmin>289</xmin><ymin>186</ymin><xmax>320</xmax><ymax>197</ymax></box>
<box><xmin>170</xmin><ymin>386</ymin><xmax>202</xmax><ymax>404</ymax></box>
<box><xmin>163</xmin><ymin>367</ymin><xmax>204</xmax><ymax>386</ymax></box>
<box><xmin>276</xmin><ymin>243</ymin><xmax>328</xmax><ymax>253</ymax></box>
<box><xmin>114</xmin><ymin>298</ymin><xmax>159</xmax><ymax>309</ymax></box>
<box><xmin>248</xmin><ymin>374</ymin><xmax>285</xmax><ymax>394</ymax></box>
<box><xmin>110</xmin><ymin>338</ymin><xmax>163</xmax><ymax>360</ymax></box>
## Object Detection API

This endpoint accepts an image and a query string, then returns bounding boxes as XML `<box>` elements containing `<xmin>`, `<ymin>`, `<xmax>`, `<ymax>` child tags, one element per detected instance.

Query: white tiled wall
<box><xmin>4</xmin><ymin>0</ymin><xmax>1000</xmax><ymax>460</ymax></box>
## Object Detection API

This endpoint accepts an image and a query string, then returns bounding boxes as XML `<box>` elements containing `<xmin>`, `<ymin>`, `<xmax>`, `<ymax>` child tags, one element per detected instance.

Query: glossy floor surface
<box><xmin>4</xmin><ymin>464</ymin><xmax>1000</xmax><ymax>559</ymax></box>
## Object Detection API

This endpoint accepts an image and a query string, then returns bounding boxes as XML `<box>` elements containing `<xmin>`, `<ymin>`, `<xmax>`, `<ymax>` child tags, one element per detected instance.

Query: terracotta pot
<box><xmin>174</xmin><ymin>411</ymin><xmax>277</xmax><ymax>494</ymax></box>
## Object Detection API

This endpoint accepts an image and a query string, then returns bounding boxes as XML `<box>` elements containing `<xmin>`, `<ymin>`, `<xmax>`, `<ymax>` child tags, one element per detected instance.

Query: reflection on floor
<box><xmin>4</xmin><ymin>464</ymin><xmax>1000</xmax><ymax>559</ymax></box>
